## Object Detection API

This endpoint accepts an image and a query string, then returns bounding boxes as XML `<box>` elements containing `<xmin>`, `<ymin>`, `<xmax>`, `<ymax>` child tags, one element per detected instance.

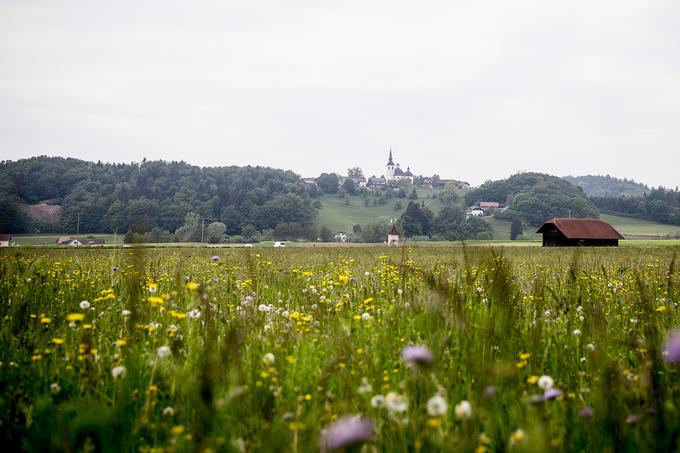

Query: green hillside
<box><xmin>601</xmin><ymin>214</ymin><xmax>680</xmax><ymax>238</ymax></box>
<box><xmin>313</xmin><ymin>187</ymin><xmax>460</xmax><ymax>233</ymax></box>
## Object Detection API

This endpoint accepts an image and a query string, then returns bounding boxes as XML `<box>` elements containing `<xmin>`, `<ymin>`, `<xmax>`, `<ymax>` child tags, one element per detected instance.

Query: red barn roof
<box><xmin>536</xmin><ymin>218</ymin><xmax>624</xmax><ymax>240</ymax></box>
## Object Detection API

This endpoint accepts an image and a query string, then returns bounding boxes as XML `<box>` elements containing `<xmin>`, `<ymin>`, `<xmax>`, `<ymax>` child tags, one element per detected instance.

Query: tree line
<box><xmin>0</xmin><ymin>157</ymin><xmax>316</xmax><ymax>236</ymax></box>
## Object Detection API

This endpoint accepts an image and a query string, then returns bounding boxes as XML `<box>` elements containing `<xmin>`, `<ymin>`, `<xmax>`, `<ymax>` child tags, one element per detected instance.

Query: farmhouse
<box><xmin>0</xmin><ymin>234</ymin><xmax>11</xmax><ymax>247</ymax></box>
<box><xmin>536</xmin><ymin>218</ymin><xmax>624</xmax><ymax>247</ymax></box>
<box><xmin>465</xmin><ymin>207</ymin><xmax>484</xmax><ymax>219</ymax></box>
<box><xmin>479</xmin><ymin>201</ymin><xmax>500</xmax><ymax>211</ymax></box>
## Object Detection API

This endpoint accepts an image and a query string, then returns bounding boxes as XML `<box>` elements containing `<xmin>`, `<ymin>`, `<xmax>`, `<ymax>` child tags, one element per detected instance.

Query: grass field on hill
<box><xmin>2</xmin><ymin>246</ymin><xmax>680</xmax><ymax>451</ymax></box>
<box><xmin>601</xmin><ymin>214</ymin><xmax>680</xmax><ymax>238</ymax></box>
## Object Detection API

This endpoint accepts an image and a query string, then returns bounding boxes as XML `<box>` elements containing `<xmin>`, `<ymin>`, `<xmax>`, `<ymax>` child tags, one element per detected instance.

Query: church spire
<box><xmin>387</xmin><ymin>147</ymin><xmax>394</xmax><ymax>166</ymax></box>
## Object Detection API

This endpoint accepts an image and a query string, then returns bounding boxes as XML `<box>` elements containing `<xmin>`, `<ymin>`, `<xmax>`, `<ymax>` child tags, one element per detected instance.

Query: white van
<box><xmin>273</xmin><ymin>241</ymin><xmax>286</xmax><ymax>248</ymax></box>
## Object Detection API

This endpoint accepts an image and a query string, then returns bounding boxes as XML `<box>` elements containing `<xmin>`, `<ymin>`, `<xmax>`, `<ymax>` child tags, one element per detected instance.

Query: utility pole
<box><xmin>201</xmin><ymin>217</ymin><xmax>205</xmax><ymax>243</ymax></box>
<box><xmin>76</xmin><ymin>214</ymin><xmax>80</xmax><ymax>242</ymax></box>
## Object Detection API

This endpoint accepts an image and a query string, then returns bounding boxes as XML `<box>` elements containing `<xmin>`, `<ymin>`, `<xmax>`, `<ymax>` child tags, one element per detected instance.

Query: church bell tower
<box><xmin>386</xmin><ymin>147</ymin><xmax>395</xmax><ymax>180</ymax></box>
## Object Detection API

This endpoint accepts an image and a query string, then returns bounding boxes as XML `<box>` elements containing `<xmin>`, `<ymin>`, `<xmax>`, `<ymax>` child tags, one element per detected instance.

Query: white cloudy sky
<box><xmin>1</xmin><ymin>0</ymin><xmax>678</xmax><ymax>187</ymax></box>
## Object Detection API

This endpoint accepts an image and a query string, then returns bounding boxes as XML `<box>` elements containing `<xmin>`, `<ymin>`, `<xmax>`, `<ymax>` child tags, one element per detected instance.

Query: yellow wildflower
<box><xmin>66</xmin><ymin>313</ymin><xmax>85</xmax><ymax>322</ymax></box>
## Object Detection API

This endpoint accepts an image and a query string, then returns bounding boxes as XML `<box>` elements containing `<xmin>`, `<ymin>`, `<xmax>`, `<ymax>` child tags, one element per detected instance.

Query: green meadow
<box><xmin>1</xmin><ymin>245</ymin><xmax>680</xmax><ymax>451</ymax></box>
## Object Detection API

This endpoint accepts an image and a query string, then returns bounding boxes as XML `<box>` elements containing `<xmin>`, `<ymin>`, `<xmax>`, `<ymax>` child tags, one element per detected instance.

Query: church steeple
<box><xmin>387</xmin><ymin>147</ymin><xmax>394</xmax><ymax>166</ymax></box>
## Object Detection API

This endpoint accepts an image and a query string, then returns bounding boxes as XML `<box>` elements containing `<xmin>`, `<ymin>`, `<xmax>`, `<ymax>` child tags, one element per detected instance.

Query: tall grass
<box><xmin>0</xmin><ymin>246</ymin><xmax>678</xmax><ymax>451</ymax></box>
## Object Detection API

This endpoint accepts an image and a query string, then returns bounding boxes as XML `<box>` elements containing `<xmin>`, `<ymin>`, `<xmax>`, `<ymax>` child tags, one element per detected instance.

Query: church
<box><xmin>384</xmin><ymin>148</ymin><xmax>414</xmax><ymax>183</ymax></box>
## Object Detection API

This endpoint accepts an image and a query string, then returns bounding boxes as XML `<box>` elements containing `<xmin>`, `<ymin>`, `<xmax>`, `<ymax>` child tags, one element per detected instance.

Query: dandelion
<box><xmin>586</xmin><ymin>343</ymin><xmax>595</xmax><ymax>351</ymax></box>
<box><xmin>263</xmin><ymin>353</ymin><xmax>275</xmax><ymax>365</ymax></box>
<box><xmin>157</xmin><ymin>346</ymin><xmax>172</xmax><ymax>358</ymax></box>
<box><xmin>401</xmin><ymin>345</ymin><xmax>434</xmax><ymax>367</ymax></box>
<box><xmin>186</xmin><ymin>282</ymin><xmax>199</xmax><ymax>291</ymax></box>
<box><xmin>258</xmin><ymin>304</ymin><xmax>269</xmax><ymax>313</ymax></box>
<box><xmin>80</xmin><ymin>300</ymin><xmax>91</xmax><ymax>309</ymax></box>
<box><xmin>281</xmin><ymin>310</ymin><xmax>290</xmax><ymax>319</ymax></box>
<box><xmin>573</xmin><ymin>329</ymin><xmax>582</xmax><ymax>337</ymax></box>
<box><xmin>163</xmin><ymin>406</ymin><xmax>175</xmax><ymax>418</ymax></box>
<box><xmin>538</xmin><ymin>375</ymin><xmax>554</xmax><ymax>390</ymax></box>
<box><xmin>50</xmin><ymin>383</ymin><xmax>61</xmax><ymax>395</ymax></box>
<box><xmin>40</xmin><ymin>316</ymin><xmax>51</xmax><ymax>325</ymax></box>
<box><xmin>188</xmin><ymin>309</ymin><xmax>201</xmax><ymax>319</ymax></box>
<box><xmin>66</xmin><ymin>313</ymin><xmax>85</xmax><ymax>322</ymax></box>
<box><xmin>427</xmin><ymin>395</ymin><xmax>448</xmax><ymax>417</ymax></box>
<box><xmin>510</xmin><ymin>429</ymin><xmax>526</xmax><ymax>445</ymax></box>
<box><xmin>361</xmin><ymin>312</ymin><xmax>371</xmax><ymax>321</ymax></box>
<box><xmin>121</xmin><ymin>309</ymin><xmax>131</xmax><ymax>317</ymax></box>
<box><xmin>370</xmin><ymin>395</ymin><xmax>385</xmax><ymax>408</ymax></box>
<box><xmin>52</xmin><ymin>338</ymin><xmax>64</xmax><ymax>346</ymax></box>
<box><xmin>385</xmin><ymin>392</ymin><xmax>408</xmax><ymax>413</ymax></box>
<box><xmin>112</xmin><ymin>365</ymin><xmax>127</xmax><ymax>379</ymax></box>
<box><xmin>454</xmin><ymin>400</ymin><xmax>472</xmax><ymax>419</ymax></box>
<box><xmin>319</xmin><ymin>415</ymin><xmax>374</xmax><ymax>452</ymax></box>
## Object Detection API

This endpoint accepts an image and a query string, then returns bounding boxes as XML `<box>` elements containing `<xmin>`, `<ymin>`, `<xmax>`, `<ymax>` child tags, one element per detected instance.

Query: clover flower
<box><xmin>319</xmin><ymin>415</ymin><xmax>374</xmax><ymax>452</ymax></box>
<box><xmin>663</xmin><ymin>329</ymin><xmax>680</xmax><ymax>363</ymax></box>
<box><xmin>401</xmin><ymin>345</ymin><xmax>434</xmax><ymax>367</ymax></box>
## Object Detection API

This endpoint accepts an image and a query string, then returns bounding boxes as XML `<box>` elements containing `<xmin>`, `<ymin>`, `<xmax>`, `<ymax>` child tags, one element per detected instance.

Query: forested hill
<box><xmin>464</xmin><ymin>172</ymin><xmax>599</xmax><ymax>226</ymax></box>
<box><xmin>563</xmin><ymin>175</ymin><xmax>650</xmax><ymax>197</ymax></box>
<box><xmin>0</xmin><ymin>156</ymin><xmax>315</xmax><ymax>235</ymax></box>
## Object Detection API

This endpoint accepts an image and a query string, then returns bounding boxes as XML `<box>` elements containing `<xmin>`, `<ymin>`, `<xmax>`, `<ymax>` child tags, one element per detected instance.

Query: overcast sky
<box><xmin>1</xmin><ymin>0</ymin><xmax>678</xmax><ymax>187</ymax></box>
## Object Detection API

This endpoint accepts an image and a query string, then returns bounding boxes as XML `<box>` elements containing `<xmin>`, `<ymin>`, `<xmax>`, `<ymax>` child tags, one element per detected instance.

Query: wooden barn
<box><xmin>536</xmin><ymin>218</ymin><xmax>624</xmax><ymax>247</ymax></box>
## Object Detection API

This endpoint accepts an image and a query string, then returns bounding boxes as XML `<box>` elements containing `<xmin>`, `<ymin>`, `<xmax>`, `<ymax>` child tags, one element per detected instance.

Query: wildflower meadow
<box><xmin>1</xmin><ymin>245</ymin><xmax>679</xmax><ymax>452</ymax></box>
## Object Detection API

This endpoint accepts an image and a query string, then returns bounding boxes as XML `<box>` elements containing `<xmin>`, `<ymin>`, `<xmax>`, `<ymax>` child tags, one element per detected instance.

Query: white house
<box><xmin>0</xmin><ymin>234</ymin><xmax>10</xmax><ymax>247</ymax></box>
<box><xmin>334</xmin><ymin>232</ymin><xmax>348</xmax><ymax>243</ymax></box>
<box><xmin>465</xmin><ymin>207</ymin><xmax>484</xmax><ymax>219</ymax></box>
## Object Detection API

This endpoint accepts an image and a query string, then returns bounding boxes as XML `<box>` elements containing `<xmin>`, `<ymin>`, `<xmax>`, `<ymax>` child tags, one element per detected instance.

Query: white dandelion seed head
<box><xmin>586</xmin><ymin>343</ymin><xmax>595</xmax><ymax>351</ymax></box>
<box><xmin>258</xmin><ymin>304</ymin><xmax>269</xmax><ymax>313</ymax></box>
<box><xmin>573</xmin><ymin>329</ymin><xmax>582</xmax><ymax>337</ymax></box>
<box><xmin>370</xmin><ymin>395</ymin><xmax>385</xmax><ymax>408</ymax></box>
<box><xmin>427</xmin><ymin>395</ymin><xmax>448</xmax><ymax>417</ymax></box>
<box><xmin>157</xmin><ymin>346</ymin><xmax>172</xmax><ymax>358</ymax></box>
<box><xmin>361</xmin><ymin>313</ymin><xmax>371</xmax><ymax>321</ymax></box>
<box><xmin>163</xmin><ymin>406</ymin><xmax>175</xmax><ymax>418</ymax></box>
<box><xmin>112</xmin><ymin>365</ymin><xmax>127</xmax><ymax>379</ymax></box>
<box><xmin>263</xmin><ymin>353</ymin><xmax>275</xmax><ymax>365</ymax></box>
<box><xmin>80</xmin><ymin>300</ymin><xmax>91</xmax><ymax>309</ymax></box>
<box><xmin>538</xmin><ymin>375</ymin><xmax>554</xmax><ymax>390</ymax></box>
<box><xmin>385</xmin><ymin>392</ymin><xmax>408</xmax><ymax>413</ymax></box>
<box><xmin>50</xmin><ymin>383</ymin><xmax>61</xmax><ymax>395</ymax></box>
<box><xmin>454</xmin><ymin>400</ymin><xmax>472</xmax><ymax>419</ymax></box>
<box><xmin>188</xmin><ymin>309</ymin><xmax>201</xmax><ymax>319</ymax></box>
<box><xmin>121</xmin><ymin>309</ymin><xmax>131</xmax><ymax>317</ymax></box>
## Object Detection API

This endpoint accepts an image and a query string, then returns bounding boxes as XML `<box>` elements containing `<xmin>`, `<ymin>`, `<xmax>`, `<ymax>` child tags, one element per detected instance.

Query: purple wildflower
<box><xmin>578</xmin><ymin>406</ymin><xmax>594</xmax><ymax>417</ymax></box>
<box><xmin>211</xmin><ymin>255</ymin><xmax>220</xmax><ymax>263</ymax></box>
<box><xmin>663</xmin><ymin>329</ymin><xmax>680</xmax><ymax>363</ymax></box>
<box><xmin>401</xmin><ymin>345</ymin><xmax>434</xmax><ymax>367</ymax></box>
<box><xmin>543</xmin><ymin>388</ymin><xmax>563</xmax><ymax>401</ymax></box>
<box><xmin>319</xmin><ymin>415</ymin><xmax>374</xmax><ymax>452</ymax></box>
